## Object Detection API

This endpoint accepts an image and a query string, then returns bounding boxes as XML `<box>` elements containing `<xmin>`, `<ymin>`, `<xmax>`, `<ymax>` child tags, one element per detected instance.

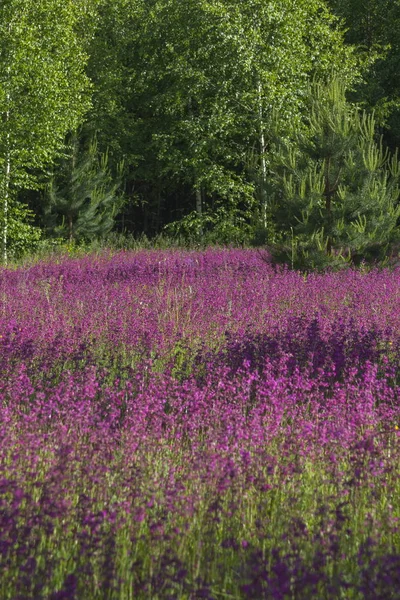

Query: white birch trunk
<box><xmin>3</xmin><ymin>137</ymin><xmax>10</xmax><ymax>265</ymax></box>
<box><xmin>258</xmin><ymin>81</ymin><xmax>268</xmax><ymax>229</ymax></box>
<box><xmin>3</xmin><ymin>65</ymin><xmax>11</xmax><ymax>265</ymax></box>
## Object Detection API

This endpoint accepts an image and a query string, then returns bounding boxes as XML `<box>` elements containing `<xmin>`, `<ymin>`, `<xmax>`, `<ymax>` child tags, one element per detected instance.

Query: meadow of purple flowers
<box><xmin>1</xmin><ymin>248</ymin><xmax>400</xmax><ymax>599</ymax></box>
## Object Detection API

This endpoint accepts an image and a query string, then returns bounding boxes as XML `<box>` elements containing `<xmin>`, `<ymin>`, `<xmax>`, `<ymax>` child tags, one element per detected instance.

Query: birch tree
<box><xmin>87</xmin><ymin>0</ymin><xmax>358</xmax><ymax>238</ymax></box>
<box><xmin>0</xmin><ymin>0</ymin><xmax>95</xmax><ymax>262</ymax></box>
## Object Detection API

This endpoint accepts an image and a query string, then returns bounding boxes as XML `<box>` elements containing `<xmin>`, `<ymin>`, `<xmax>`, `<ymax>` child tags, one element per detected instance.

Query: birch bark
<box><xmin>2</xmin><ymin>61</ymin><xmax>11</xmax><ymax>265</ymax></box>
<box><xmin>258</xmin><ymin>80</ymin><xmax>268</xmax><ymax>229</ymax></box>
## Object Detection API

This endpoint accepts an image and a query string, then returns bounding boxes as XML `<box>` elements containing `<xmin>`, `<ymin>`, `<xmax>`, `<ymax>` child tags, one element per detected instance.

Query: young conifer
<box><xmin>45</xmin><ymin>135</ymin><xmax>124</xmax><ymax>244</ymax></box>
<box><xmin>268</xmin><ymin>78</ymin><xmax>400</xmax><ymax>269</ymax></box>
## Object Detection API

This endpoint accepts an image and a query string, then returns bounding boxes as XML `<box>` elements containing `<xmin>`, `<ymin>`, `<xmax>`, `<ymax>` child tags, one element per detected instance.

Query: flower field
<box><xmin>1</xmin><ymin>248</ymin><xmax>400</xmax><ymax>599</ymax></box>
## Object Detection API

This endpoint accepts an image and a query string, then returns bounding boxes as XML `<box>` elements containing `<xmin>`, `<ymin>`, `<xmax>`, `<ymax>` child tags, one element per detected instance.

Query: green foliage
<box><xmin>0</xmin><ymin>201</ymin><xmax>42</xmax><ymax>259</ymax></box>
<box><xmin>44</xmin><ymin>136</ymin><xmax>124</xmax><ymax>243</ymax></box>
<box><xmin>327</xmin><ymin>0</ymin><xmax>400</xmax><ymax>149</ymax></box>
<box><xmin>86</xmin><ymin>0</ymin><xmax>360</xmax><ymax>238</ymax></box>
<box><xmin>4</xmin><ymin>0</ymin><xmax>399</xmax><ymax>256</ymax></box>
<box><xmin>0</xmin><ymin>0</ymin><xmax>93</xmax><ymax>179</ymax></box>
<box><xmin>165</xmin><ymin>205</ymin><xmax>254</xmax><ymax>246</ymax></box>
<box><xmin>0</xmin><ymin>0</ymin><xmax>96</xmax><ymax>262</ymax></box>
<box><xmin>268</xmin><ymin>78</ymin><xmax>400</xmax><ymax>270</ymax></box>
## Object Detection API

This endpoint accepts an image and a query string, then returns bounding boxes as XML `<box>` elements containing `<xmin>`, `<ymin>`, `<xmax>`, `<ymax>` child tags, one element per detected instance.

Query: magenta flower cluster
<box><xmin>1</xmin><ymin>249</ymin><xmax>400</xmax><ymax>599</ymax></box>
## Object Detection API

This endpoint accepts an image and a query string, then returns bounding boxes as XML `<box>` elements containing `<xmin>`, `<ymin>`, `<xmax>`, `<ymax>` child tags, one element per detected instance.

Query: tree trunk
<box><xmin>195</xmin><ymin>185</ymin><xmax>203</xmax><ymax>237</ymax></box>
<box><xmin>2</xmin><ymin>153</ymin><xmax>10</xmax><ymax>266</ymax></box>
<box><xmin>258</xmin><ymin>80</ymin><xmax>268</xmax><ymax>229</ymax></box>
<box><xmin>195</xmin><ymin>186</ymin><xmax>202</xmax><ymax>218</ymax></box>
<box><xmin>2</xmin><ymin>71</ymin><xmax>11</xmax><ymax>265</ymax></box>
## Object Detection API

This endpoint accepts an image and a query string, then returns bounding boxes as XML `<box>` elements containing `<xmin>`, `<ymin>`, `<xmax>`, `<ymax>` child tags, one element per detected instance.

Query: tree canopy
<box><xmin>85</xmin><ymin>0</ymin><xmax>359</xmax><ymax>235</ymax></box>
<box><xmin>2</xmin><ymin>0</ymin><xmax>400</xmax><ymax>267</ymax></box>
<box><xmin>0</xmin><ymin>0</ymin><xmax>96</xmax><ymax>260</ymax></box>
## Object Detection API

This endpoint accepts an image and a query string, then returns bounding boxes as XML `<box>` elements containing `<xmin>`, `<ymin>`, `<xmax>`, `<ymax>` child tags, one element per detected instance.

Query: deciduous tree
<box><xmin>0</xmin><ymin>0</ymin><xmax>96</xmax><ymax>261</ymax></box>
<box><xmin>86</xmin><ymin>0</ymin><xmax>359</xmax><ymax>238</ymax></box>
